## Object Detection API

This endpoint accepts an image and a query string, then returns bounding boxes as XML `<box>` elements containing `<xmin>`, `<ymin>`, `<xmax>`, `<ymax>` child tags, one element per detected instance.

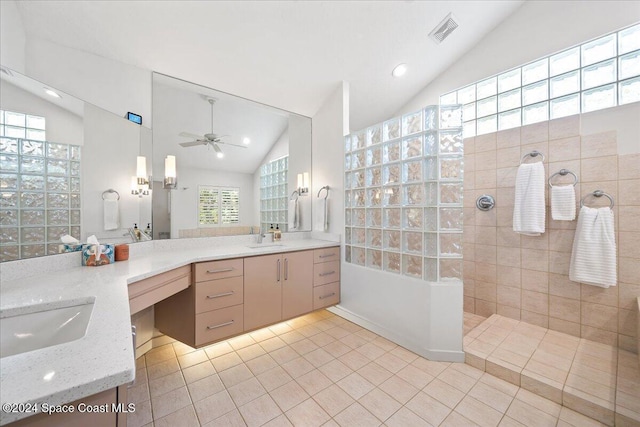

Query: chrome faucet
<box><xmin>256</xmin><ymin>232</ymin><xmax>266</xmax><ymax>244</ymax></box>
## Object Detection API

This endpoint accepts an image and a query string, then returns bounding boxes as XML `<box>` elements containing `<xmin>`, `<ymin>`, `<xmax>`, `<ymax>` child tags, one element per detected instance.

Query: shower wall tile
<box><xmin>548</xmin><ymin>136</ymin><xmax>581</xmax><ymax>162</ymax></box>
<box><xmin>496</xmin><ymin>147</ymin><xmax>520</xmax><ymax>169</ymax></box>
<box><xmin>548</xmin><ymin>115</ymin><xmax>580</xmax><ymax>140</ymax></box>
<box><xmin>580</xmin><ymin>155</ymin><xmax>618</xmax><ymax>182</ymax></box>
<box><xmin>520</xmin><ymin>121</ymin><xmax>549</xmax><ymax>145</ymax></box>
<box><xmin>580</xmin><ymin>130</ymin><xmax>617</xmax><ymax>158</ymax></box>
<box><xmin>521</xmin><ymin>269</ymin><xmax>549</xmax><ymax>293</ymax></box>
<box><xmin>497</xmin><ymin>305</ymin><xmax>521</xmax><ymax>321</ymax></box>
<box><xmin>548</xmin><ymin>318</ymin><xmax>581</xmax><ymax>338</ymax></box>
<box><xmin>474</xmin><ymin>133</ymin><xmax>497</xmax><ymax>153</ymax></box>
<box><xmin>619</xmin><ymin>258</ymin><xmax>640</xmax><ymax>285</ymax></box>
<box><xmin>581</xmin><ymin>283</ymin><xmax>618</xmax><ymax>307</ymax></box>
<box><xmin>475</xmin><ymin>150</ymin><xmax>497</xmax><ymax>170</ymax></box>
<box><xmin>618</xmin><ymin>153</ymin><xmax>640</xmax><ymax>179</ymax></box>
<box><xmin>496</xmin><ymin>127</ymin><xmax>521</xmax><ymax>149</ymax></box>
<box><xmin>496</xmin><ymin>265</ymin><xmax>521</xmax><ymax>288</ymax></box>
<box><xmin>619</xmin><ymin>179</ymin><xmax>640</xmax><ymax>205</ymax></box>
<box><xmin>521</xmin><ymin>310</ymin><xmax>548</xmax><ymax>328</ymax></box>
<box><xmin>549</xmin><ymin>296</ymin><xmax>581</xmax><ymax>323</ymax></box>
<box><xmin>618</xmin><ymin>207</ymin><xmax>640</xmax><ymax>232</ymax></box>
<box><xmin>619</xmin><ymin>232</ymin><xmax>640</xmax><ymax>259</ymax></box>
<box><xmin>497</xmin><ymin>285</ymin><xmax>521</xmax><ymax>308</ymax></box>
<box><xmin>476</xmin><ymin>300</ymin><xmax>497</xmax><ymax>318</ymax></box>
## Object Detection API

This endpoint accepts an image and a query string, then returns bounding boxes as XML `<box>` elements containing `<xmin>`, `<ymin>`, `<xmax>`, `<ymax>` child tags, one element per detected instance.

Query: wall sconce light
<box><xmin>297</xmin><ymin>172</ymin><xmax>309</xmax><ymax>195</ymax></box>
<box><xmin>164</xmin><ymin>155</ymin><xmax>177</xmax><ymax>189</ymax></box>
<box><xmin>131</xmin><ymin>155</ymin><xmax>150</xmax><ymax>197</ymax></box>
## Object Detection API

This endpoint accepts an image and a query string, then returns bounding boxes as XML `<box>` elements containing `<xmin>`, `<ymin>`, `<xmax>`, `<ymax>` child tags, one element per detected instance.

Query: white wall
<box><xmin>582</xmin><ymin>103</ymin><xmax>640</xmax><ymax>155</ymax></box>
<box><xmin>0</xmin><ymin>0</ymin><xmax>26</xmax><ymax>73</ymax></box>
<box><xmin>24</xmin><ymin>38</ymin><xmax>152</xmax><ymax>129</ymax></box>
<box><xmin>82</xmin><ymin>103</ymin><xmax>145</xmax><ymax>240</ymax></box>
<box><xmin>170</xmin><ymin>167</ymin><xmax>255</xmax><ymax>237</ymax></box>
<box><xmin>288</xmin><ymin>115</ymin><xmax>313</xmax><ymax>231</ymax></box>
<box><xmin>397</xmin><ymin>1</ymin><xmax>640</xmax><ymax>113</ymax></box>
<box><xmin>0</xmin><ymin>80</ymin><xmax>83</xmax><ymax>146</ymax></box>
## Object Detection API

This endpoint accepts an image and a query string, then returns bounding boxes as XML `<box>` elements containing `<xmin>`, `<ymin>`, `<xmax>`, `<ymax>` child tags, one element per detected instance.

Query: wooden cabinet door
<box><xmin>282</xmin><ymin>250</ymin><xmax>314</xmax><ymax>320</ymax></box>
<box><xmin>244</xmin><ymin>254</ymin><xmax>282</xmax><ymax>330</ymax></box>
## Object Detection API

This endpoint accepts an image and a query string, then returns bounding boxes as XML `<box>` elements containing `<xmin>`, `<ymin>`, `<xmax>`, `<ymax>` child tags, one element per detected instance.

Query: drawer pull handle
<box><xmin>319</xmin><ymin>253</ymin><xmax>336</xmax><ymax>258</ymax></box>
<box><xmin>319</xmin><ymin>292</ymin><xmax>336</xmax><ymax>300</ymax></box>
<box><xmin>319</xmin><ymin>271</ymin><xmax>336</xmax><ymax>277</ymax></box>
<box><xmin>207</xmin><ymin>267</ymin><xmax>235</xmax><ymax>274</ymax></box>
<box><xmin>206</xmin><ymin>291</ymin><xmax>234</xmax><ymax>299</ymax></box>
<box><xmin>207</xmin><ymin>320</ymin><xmax>234</xmax><ymax>330</ymax></box>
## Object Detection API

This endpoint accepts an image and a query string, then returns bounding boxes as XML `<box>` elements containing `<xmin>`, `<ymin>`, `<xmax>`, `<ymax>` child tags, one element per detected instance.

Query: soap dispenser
<box><xmin>268</xmin><ymin>224</ymin><xmax>275</xmax><ymax>234</ymax></box>
<box><xmin>133</xmin><ymin>223</ymin><xmax>141</xmax><ymax>241</ymax></box>
<box><xmin>145</xmin><ymin>223</ymin><xmax>152</xmax><ymax>236</ymax></box>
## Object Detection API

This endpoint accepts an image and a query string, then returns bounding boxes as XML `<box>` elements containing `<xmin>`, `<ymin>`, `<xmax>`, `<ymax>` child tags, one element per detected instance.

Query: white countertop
<box><xmin>0</xmin><ymin>237</ymin><xmax>339</xmax><ymax>425</ymax></box>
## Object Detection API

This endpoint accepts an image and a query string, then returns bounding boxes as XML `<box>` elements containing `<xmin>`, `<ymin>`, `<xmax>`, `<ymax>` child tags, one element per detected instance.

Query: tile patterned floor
<box><xmin>127</xmin><ymin>310</ymin><xmax>614</xmax><ymax>427</ymax></box>
<box><xmin>464</xmin><ymin>314</ymin><xmax>640</xmax><ymax>427</ymax></box>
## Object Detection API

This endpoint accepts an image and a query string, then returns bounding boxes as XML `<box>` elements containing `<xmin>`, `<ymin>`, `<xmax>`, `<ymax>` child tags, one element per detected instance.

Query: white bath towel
<box><xmin>103</xmin><ymin>199</ymin><xmax>119</xmax><ymax>231</ymax></box>
<box><xmin>288</xmin><ymin>198</ymin><xmax>299</xmax><ymax>230</ymax></box>
<box><xmin>569</xmin><ymin>206</ymin><xmax>617</xmax><ymax>288</ymax></box>
<box><xmin>551</xmin><ymin>185</ymin><xmax>576</xmax><ymax>221</ymax></box>
<box><xmin>315</xmin><ymin>197</ymin><xmax>329</xmax><ymax>231</ymax></box>
<box><xmin>513</xmin><ymin>162</ymin><xmax>546</xmax><ymax>236</ymax></box>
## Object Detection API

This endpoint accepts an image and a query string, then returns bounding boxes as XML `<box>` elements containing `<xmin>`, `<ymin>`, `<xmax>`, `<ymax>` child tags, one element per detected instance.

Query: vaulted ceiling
<box><xmin>14</xmin><ymin>1</ymin><xmax>524</xmax><ymax>131</ymax></box>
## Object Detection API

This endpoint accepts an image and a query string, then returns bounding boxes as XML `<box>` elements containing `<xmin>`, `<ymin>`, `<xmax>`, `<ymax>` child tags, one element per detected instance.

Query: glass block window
<box><xmin>345</xmin><ymin>106</ymin><xmax>464</xmax><ymax>282</ymax></box>
<box><xmin>260</xmin><ymin>156</ymin><xmax>288</xmax><ymax>232</ymax></box>
<box><xmin>1</xmin><ymin>112</ymin><xmax>82</xmax><ymax>261</ymax></box>
<box><xmin>440</xmin><ymin>23</ymin><xmax>640</xmax><ymax>136</ymax></box>
<box><xmin>198</xmin><ymin>186</ymin><xmax>239</xmax><ymax>226</ymax></box>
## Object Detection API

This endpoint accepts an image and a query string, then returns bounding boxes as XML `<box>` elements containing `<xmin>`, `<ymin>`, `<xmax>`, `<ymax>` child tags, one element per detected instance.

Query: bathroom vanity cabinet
<box><xmin>244</xmin><ymin>250</ymin><xmax>313</xmax><ymax>330</ymax></box>
<box><xmin>153</xmin><ymin>246</ymin><xmax>340</xmax><ymax>348</ymax></box>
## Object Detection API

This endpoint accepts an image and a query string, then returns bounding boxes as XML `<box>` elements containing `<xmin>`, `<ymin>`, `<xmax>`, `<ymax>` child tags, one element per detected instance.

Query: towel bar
<box><xmin>102</xmin><ymin>189</ymin><xmax>120</xmax><ymax>200</ymax></box>
<box><xmin>520</xmin><ymin>150</ymin><xmax>545</xmax><ymax>164</ymax></box>
<box><xmin>317</xmin><ymin>185</ymin><xmax>330</xmax><ymax>199</ymax></box>
<box><xmin>548</xmin><ymin>169</ymin><xmax>578</xmax><ymax>187</ymax></box>
<box><xmin>290</xmin><ymin>190</ymin><xmax>299</xmax><ymax>201</ymax></box>
<box><xmin>580</xmin><ymin>190</ymin><xmax>614</xmax><ymax>208</ymax></box>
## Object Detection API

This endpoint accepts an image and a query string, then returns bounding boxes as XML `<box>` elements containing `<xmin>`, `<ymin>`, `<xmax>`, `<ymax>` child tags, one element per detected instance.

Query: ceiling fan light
<box><xmin>216</xmin><ymin>152</ymin><xmax>224</xmax><ymax>159</ymax></box>
<box><xmin>243</xmin><ymin>137</ymin><xmax>250</xmax><ymax>145</ymax></box>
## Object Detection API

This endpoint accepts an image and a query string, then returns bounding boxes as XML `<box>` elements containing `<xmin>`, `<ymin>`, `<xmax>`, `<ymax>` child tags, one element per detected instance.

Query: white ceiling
<box><xmin>14</xmin><ymin>1</ymin><xmax>524</xmax><ymax>131</ymax></box>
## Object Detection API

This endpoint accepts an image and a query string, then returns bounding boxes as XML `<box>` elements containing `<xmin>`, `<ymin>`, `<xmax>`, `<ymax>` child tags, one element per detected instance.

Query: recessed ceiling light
<box><xmin>392</xmin><ymin>63</ymin><xmax>408</xmax><ymax>78</ymax></box>
<box><xmin>44</xmin><ymin>88</ymin><xmax>61</xmax><ymax>99</ymax></box>
<box><xmin>216</xmin><ymin>152</ymin><xmax>224</xmax><ymax>159</ymax></box>
<box><xmin>243</xmin><ymin>137</ymin><xmax>251</xmax><ymax>145</ymax></box>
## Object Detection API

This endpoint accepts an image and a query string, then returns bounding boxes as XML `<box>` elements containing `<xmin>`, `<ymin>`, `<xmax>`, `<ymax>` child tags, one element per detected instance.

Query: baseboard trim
<box><xmin>328</xmin><ymin>305</ymin><xmax>465</xmax><ymax>363</ymax></box>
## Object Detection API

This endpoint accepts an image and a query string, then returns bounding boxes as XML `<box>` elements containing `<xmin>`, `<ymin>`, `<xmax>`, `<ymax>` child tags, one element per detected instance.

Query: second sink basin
<box><xmin>0</xmin><ymin>299</ymin><xmax>95</xmax><ymax>358</ymax></box>
<box><xmin>246</xmin><ymin>244</ymin><xmax>285</xmax><ymax>249</ymax></box>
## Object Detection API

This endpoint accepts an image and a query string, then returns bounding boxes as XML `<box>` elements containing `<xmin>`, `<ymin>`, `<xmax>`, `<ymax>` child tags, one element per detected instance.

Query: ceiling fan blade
<box><xmin>179</xmin><ymin>140</ymin><xmax>207</xmax><ymax>147</ymax></box>
<box><xmin>179</xmin><ymin>131</ymin><xmax>204</xmax><ymax>139</ymax></box>
<box><xmin>216</xmin><ymin>141</ymin><xmax>248</xmax><ymax>149</ymax></box>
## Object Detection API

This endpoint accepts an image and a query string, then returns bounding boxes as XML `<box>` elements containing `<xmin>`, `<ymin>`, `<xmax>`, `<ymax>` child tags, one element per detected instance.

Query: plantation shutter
<box><xmin>220</xmin><ymin>188</ymin><xmax>240</xmax><ymax>224</ymax></box>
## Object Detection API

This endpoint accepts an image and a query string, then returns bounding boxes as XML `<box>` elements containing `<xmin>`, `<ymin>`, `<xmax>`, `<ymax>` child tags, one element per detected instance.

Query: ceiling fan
<box><xmin>179</xmin><ymin>97</ymin><xmax>247</xmax><ymax>158</ymax></box>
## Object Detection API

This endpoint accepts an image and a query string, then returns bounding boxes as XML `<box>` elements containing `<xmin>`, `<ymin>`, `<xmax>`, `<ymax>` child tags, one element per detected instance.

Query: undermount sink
<box><xmin>246</xmin><ymin>244</ymin><xmax>285</xmax><ymax>249</ymax></box>
<box><xmin>0</xmin><ymin>299</ymin><xmax>95</xmax><ymax>358</ymax></box>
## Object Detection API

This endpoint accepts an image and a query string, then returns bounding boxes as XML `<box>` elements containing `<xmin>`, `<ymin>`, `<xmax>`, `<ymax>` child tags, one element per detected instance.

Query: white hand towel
<box><xmin>315</xmin><ymin>197</ymin><xmax>329</xmax><ymax>231</ymax></box>
<box><xmin>551</xmin><ymin>185</ymin><xmax>576</xmax><ymax>221</ymax></box>
<box><xmin>288</xmin><ymin>198</ymin><xmax>299</xmax><ymax>230</ymax></box>
<box><xmin>513</xmin><ymin>162</ymin><xmax>546</xmax><ymax>236</ymax></box>
<box><xmin>569</xmin><ymin>206</ymin><xmax>616</xmax><ymax>288</ymax></box>
<box><xmin>103</xmin><ymin>199</ymin><xmax>119</xmax><ymax>231</ymax></box>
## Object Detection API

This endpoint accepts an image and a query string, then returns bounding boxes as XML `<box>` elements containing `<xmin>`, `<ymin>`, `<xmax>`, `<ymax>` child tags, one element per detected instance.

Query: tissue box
<box><xmin>58</xmin><ymin>244</ymin><xmax>83</xmax><ymax>253</ymax></box>
<box><xmin>82</xmin><ymin>244</ymin><xmax>115</xmax><ymax>266</ymax></box>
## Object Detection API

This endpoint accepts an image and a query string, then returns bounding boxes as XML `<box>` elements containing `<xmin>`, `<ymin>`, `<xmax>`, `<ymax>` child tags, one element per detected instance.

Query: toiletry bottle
<box><xmin>269</xmin><ymin>224</ymin><xmax>275</xmax><ymax>233</ymax></box>
<box><xmin>133</xmin><ymin>223</ymin><xmax>141</xmax><ymax>241</ymax></box>
<box><xmin>146</xmin><ymin>223</ymin><xmax>152</xmax><ymax>236</ymax></box>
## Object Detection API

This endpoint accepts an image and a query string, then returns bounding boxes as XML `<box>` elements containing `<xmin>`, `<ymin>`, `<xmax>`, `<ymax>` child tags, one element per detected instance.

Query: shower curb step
<box><xmin>463</xmin><ymin>314</ymin><xmax>640</xmax><ymax>427</ymax></box>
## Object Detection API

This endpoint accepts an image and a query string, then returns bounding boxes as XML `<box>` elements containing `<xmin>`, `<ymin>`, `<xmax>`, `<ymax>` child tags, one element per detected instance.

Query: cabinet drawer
<box><xmin>196</xmin><ymin>276</ymin><xmax>244</xmax><ymax>314</ymax></box>
<box><xmin>195</xmin><ymin>258</ymin><xmax>243</xmax><ymax>282</ymax></box>
<box><xmin>313</xmin><ymin>282</ymin><xmax>340</xmax><ymax>310</ymax></box>
<box><xmin>195</xmin><ymin>304</ymin><xmax>244</xmax><ymax>346</ymax></box>
<box><xmin>313</xmin><ymin>246</ymin><xmax>339</xmax><ymax>264</ymax></box>
<box><xmin>313</xmin><ymin>260</ymin><xmax>340</xmax><ymax>286</ymax></box>
<box><xmin>129</xmin><ymin>265</ymin><xmax>191</xmax><ymax>315</ymax></box>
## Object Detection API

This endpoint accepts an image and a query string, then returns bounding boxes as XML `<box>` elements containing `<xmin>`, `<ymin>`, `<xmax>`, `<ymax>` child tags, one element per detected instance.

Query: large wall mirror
<box><xmin>0</xmin><ymin>66</ymin><xmax>152</xmax><ymax>262</ymax></box>
<box><xmin>152</xmin><ymin>73</ymin><xmax>312</xmax><ymax>239</ymax></box>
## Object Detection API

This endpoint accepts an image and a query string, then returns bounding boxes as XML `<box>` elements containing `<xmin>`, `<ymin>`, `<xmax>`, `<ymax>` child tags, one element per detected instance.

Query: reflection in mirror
<box><xmin>152</xmin><ymin>73</ymin><xmax>312</xmax><ymax>239</ymax></box>
<box><xmin>0</xmin><ymin>66</ymin><xmax>152</xmax><ymax>262</ymax></box>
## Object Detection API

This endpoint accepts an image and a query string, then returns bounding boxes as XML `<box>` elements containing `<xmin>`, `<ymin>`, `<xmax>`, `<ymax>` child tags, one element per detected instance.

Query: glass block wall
<box><xmin>0</xmin><ymin>138</ymin><xmax>82</xmax><ymax>261</ymax></box>
<box><xmin>259</xmin><ymin>156</ymin><xmax>288</xmax><ymax>232</ymax></box>
<box><xmin>344</xmin><ymin>106</ymin><xmax>463</xmax><ymax>282</ymax></box>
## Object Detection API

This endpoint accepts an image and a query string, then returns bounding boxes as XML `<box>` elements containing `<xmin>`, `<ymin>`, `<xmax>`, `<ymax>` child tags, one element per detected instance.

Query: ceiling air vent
<box><xmin>429</xmin><ymin>13</ymin><xmax>458</xmax><ymax>44</ymax></box>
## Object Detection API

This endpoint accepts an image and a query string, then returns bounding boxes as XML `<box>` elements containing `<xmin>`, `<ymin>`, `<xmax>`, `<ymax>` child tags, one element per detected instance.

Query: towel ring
<box><xmin>317</xmin><ymin>185</ymin><xmax>330</xmax><ymax>199</ymax></box>
<box><xmin>102</xmin><ymin>189</ymin><xmax>120</xmax><ymax>200</ymax></box>
<box><xmin>290</xmin><ymin>191</ymin><xmax>299</xmax><ymax>201</ymax></box>
<box><xmin>580</xmin><ymin>190</ymin><xmax>614</xmax><ymax>208</ymax></box>
<box><xmin>548</xmin><ymin>169</ymin><xmax>578</xmax><ymax>187</ymax></box>
<box><xmin>520</xmin><ymin>150</ymin><xmax>545</xmax><ymax>164</ymax></box>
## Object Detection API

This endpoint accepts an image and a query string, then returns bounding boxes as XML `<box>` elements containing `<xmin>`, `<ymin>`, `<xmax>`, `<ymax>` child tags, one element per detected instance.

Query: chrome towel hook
<box><xmin>548</xmin><ymin>169</ymin><xmax>578</xmax><ymax>187</ymax></box>
<box><xmin>580</xmin><ymin>190</ymin><xmax>614</xmax><ymax>208</ymax></box>
<box><xmin>317</xmin><ymin>185</ymin><xmax>330</xmax><ymax>199</ymax></box>
<box><xmin>520</xmin><ymin>150</ymin><xmax>545</xmax><ymax>164</ymax></box>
